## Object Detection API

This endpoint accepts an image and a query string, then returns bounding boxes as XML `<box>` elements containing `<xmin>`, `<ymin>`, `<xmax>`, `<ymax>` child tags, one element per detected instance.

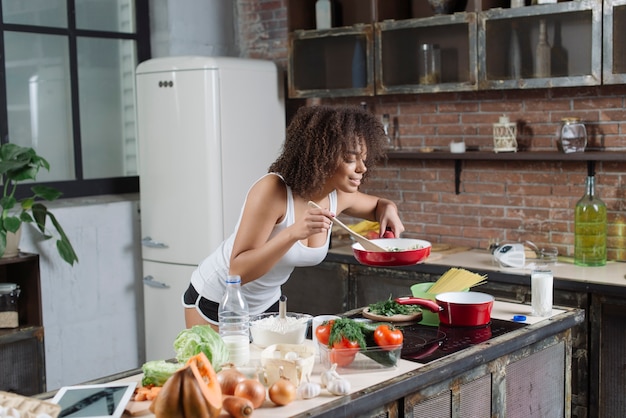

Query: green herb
<box><xmin>328</xmin><ymin>317</ymin><xmax>367</xmax><ymax>348</ymax></box>
<box><xmin>368</xmin><ymin>295</ymin><xmax>421</xmax><ymax>316</ymax></box>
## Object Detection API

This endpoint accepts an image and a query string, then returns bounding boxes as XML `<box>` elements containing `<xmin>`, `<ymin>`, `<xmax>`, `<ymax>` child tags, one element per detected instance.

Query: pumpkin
<box><xmin>149</xmin><ymin>352</ymin><xmax>222</xmax><ymax>418</ymax></box>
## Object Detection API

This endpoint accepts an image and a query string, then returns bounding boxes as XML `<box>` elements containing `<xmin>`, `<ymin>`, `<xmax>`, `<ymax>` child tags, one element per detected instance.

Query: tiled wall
<box><xmin>237</xmin><ymin>0</ymin><xmax>626</xmax><ymax>261</ymax></box>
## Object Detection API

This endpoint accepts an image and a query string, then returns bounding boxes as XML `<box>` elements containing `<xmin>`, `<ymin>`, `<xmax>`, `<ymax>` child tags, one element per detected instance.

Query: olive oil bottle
<box><xmin>574</xmin><ymin>166</ymin><xmax>607</xmax><ymax>266</ymax></box>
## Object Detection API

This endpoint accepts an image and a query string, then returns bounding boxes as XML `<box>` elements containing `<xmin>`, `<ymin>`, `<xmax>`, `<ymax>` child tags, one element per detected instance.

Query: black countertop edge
<box><xmin>324</xmin><ymin>251</ymin><xmax>626</xmax><ymax>297</ymax></box>
<box><xmin>292</xmin><ymin>308</ymin><xmax>584</xmax><ymax>418</ymax></box>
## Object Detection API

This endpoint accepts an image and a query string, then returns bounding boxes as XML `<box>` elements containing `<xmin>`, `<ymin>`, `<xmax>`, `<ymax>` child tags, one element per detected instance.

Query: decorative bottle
<box><xmin>315</xmin><ymin>0</ymin><xmax>332</xmax><ymax>30</ymax></box>
<box><xmin>550</xmin><ymin>20</ymin><xmax>568</xmax><ymax>77</ymax></box>
<box><xmin>218</xmin><ymin>275</ymin><xmax>250</xmax><ymax>366</ymax></box>
<box><xmin>574</xmin><ymin>167</ymin><xmax>607</xmax><ymax>266</ymax></box>
<box><xmin>351</xmin><ymin>37</ymin><xmax>366</xmax><ymax>88</ymax></box>
<box><xmin>535</xmin><ymin>19</ymin><xmax>551</xmax><ymax>78</ymax></box>
<box><xmin>509</xmin><ymin>26</ymin><xmax>522</xmax><ymax>79</ymax></box>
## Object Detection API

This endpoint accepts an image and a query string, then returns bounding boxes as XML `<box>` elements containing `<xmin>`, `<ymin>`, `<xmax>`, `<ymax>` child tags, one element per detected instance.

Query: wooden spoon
<box><xmin>307</xmin><ymin>201</ymin><xmax>388</xmax><ymax>252</ymax></box>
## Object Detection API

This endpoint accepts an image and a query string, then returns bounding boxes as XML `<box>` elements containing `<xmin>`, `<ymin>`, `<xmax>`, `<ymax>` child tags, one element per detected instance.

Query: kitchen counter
<box><xmin>42</xmin><ymin>301</ymin><xmax>582</xmax><ymax>418</ymax></box>
<box><xmin>327</xmin><ymin>245</ymin><xmax>626</xmax><ymax>294</ymax></box>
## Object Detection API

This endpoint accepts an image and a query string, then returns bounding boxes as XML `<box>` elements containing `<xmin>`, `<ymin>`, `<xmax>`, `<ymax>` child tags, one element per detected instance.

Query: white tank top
<box><xmin>190</xmin><ymin>173</ymin><xmax>337</xmax><ymax>315</ymax></box>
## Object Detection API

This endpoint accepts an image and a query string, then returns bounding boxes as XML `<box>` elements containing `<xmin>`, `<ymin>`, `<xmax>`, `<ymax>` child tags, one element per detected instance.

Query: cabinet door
<box><xmin>288</xmin><ymin>26</ymin><xmax>375</xmax><ymax>98</ymax></box>
<box><xmin>478</xmin><ymin>1</ymin><xmax>602</xmax><ymax>89</ymax></box>
<box><xmin>282</xmin><ymin>262</ymin><xmax>349</xmax><ymax>316</ymax></box>
<box><xmin>603</xmin><ymin>0</ymin><xmax>626</xmax><ymax>84</ymax></box>
<box><xmin>376</xmin><ymin>13</ymin><xmax>478</xmax><ymax>95</ymax></box>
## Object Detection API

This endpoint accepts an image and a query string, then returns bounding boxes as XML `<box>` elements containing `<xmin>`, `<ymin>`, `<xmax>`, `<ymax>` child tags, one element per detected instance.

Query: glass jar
<box><xmin>419</xmin><ymin>43</ymin><xmax>441</xmax><ymax>85</ymax></box>
<box><xmin>558</xmin><ymin>117</ymin><xmax>587</xmax><ymax>153</ymax></box>
<box><xmin>0</xmin><ymin>283</ymin><xmax>20</xmax><ymax>328</ymax></box>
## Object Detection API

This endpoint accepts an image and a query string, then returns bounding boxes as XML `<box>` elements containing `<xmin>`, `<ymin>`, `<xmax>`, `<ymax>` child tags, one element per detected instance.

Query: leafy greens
<box><xmin>173</xmin><ymin>325</ymin><xmax>229</xmax><ymax>371</ymax></box>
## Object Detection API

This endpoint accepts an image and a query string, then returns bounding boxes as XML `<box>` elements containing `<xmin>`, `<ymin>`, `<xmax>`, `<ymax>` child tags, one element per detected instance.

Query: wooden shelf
<box><xmin>386</xmin><ymin>150</ymin><xmax>626</xmax><ymax>161</ymax></box>
<box><xmin>386</xmin><ymin>150</ymin><xmax>626</xmax><ymax>194</ymax></box>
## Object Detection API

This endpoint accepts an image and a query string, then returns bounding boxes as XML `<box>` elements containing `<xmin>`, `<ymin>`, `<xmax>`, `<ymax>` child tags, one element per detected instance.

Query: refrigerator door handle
<box><xmin>143</xmin><ymin>275</ymin><xmax>170</xmax><ymax>289</ymax></box>
<box><xmin>142</xmin><ymin>236</ymin><xmax>169</xmax><ymax>248</ymax></box>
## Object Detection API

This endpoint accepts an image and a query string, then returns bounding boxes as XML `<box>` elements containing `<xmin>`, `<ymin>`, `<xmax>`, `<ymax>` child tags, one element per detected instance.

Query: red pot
<box><xmin>352</xmin><ymin>238</ymin><xmax>431</xmax><ymax>267</ymax></box>
<box><xmin>396</xmin><ymin>291</ymin><xmax>494</xmax><ymax>327</ymax></box>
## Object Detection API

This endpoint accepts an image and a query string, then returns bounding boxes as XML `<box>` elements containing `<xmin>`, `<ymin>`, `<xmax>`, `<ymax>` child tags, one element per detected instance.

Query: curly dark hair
<box><xmin>269</xmin><ymin>105</ymin><xmax>387</xmax><ymax>198</ymax></box>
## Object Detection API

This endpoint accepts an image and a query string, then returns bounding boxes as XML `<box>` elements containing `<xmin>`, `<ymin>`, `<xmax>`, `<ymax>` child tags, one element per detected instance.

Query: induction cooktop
<box><xmin>400</xmin><ymin>318</ymin><xmax>528</xmax><ymax>364</ymax></box>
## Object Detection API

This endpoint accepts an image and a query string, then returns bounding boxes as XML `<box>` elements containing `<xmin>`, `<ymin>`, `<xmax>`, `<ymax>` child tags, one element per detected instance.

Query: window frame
<box><xmin>0</xmin><ymin>0</ymin><xmax>150</xmax><ymax>200</ymax></box>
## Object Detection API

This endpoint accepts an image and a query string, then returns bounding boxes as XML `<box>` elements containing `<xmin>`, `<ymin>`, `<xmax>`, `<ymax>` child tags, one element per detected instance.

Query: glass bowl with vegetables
<box><xmin>316</xmin><ymin>317</ymin><xmax>403</xmax><ymax>371</ymax></box>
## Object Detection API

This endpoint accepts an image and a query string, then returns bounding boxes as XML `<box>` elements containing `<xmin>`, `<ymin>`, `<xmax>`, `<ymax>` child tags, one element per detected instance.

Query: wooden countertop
<box><xmin>60</xmin><ymin>302</ymin><xmax>577</xmax><ymax>418</ymax></box>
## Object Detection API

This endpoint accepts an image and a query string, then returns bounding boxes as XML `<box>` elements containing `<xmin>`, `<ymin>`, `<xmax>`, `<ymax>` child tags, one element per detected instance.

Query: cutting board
<box><xmin>427</xmin><ymin>245</ymin><xmax>472</xmax><ymax>262</ymax></box>
<box><xmin>124</xmin><ymin>400</ymin><xmax>152</xmax><ymax>417</ymax></box>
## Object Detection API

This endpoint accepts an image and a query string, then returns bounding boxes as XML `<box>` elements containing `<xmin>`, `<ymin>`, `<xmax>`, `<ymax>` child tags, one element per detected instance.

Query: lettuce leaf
<box><xmin>141</xmin><ymin>360</ymin><xmax>182</xmax><ymax>386</ymax></box>
<box><xmin>173</xmin><ymin>325</ymin><xmax>229</xmax><ymax>371</ymax></box>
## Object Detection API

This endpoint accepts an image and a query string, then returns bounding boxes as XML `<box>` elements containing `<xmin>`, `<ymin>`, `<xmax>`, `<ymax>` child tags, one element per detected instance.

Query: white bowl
<box><xmin>249</xmin><ymin>312</ymin><xmax>312</xmax><ymax>348</ymax></box>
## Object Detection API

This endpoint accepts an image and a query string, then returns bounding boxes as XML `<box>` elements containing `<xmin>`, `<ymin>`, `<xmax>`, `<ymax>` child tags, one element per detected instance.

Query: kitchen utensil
<box><xmin>410</xmin><ymin>282</ymin><xmax>467</xmax><ymax>326</ymax></box>
<box><xmin>382</xmin><ymin>114</ymin><xmax>391</xmax><ymax>147</ymax></box>
<box><xmin>352</xmin><ymin>238</ymin><xmax>431</xmax><ymax>266</ymax></box>
<box><xmin>278</xmin><ymin>294</ymin><xmax>288</xmax><ymax>332</ymax></box>
<box><xmin>396</xmin><ymin>291</ymin><xmax>494</xmax><ymax>327</ymax></box>
<box><xmin>307</xmin><ymin>201</ymin><xmax>388</xmax><ymax>252</ymax></box>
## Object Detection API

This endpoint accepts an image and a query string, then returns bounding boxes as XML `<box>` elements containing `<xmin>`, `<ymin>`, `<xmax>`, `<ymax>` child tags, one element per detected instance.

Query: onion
<box><xmin>217</xmin><ymin>364</ymin><xmax>246</xmax><ymax>396</ymax></box>
<box><xmin>233</xmin><ymin>378</ymin><xmax>266</xmax><ymax>409</ymax></box>
<box><xmin>269</xmin><ymin>376</ymin><xmax>297</xmax><ymax>406</ymax></box>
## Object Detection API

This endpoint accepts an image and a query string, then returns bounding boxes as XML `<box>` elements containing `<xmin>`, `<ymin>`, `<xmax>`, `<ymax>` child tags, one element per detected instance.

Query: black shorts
<box><xmin>183</xmin><ymin>284</ymin><xmax>280</xmax><ymax>323</ymax></box>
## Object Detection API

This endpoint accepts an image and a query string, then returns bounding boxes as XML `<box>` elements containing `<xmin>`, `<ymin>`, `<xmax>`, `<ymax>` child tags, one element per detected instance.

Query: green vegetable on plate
<box><xmin>368</xmin><ymin>295</ymin><xmax>422</xmax><ymax>317</ymax></box>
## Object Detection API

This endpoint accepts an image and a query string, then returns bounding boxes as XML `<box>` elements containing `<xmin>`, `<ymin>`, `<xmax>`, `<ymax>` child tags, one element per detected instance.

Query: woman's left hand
<box><xmin>375</xmin><ymin>199</ymin><xmax>404</xmax><ymax>238</ymax></box>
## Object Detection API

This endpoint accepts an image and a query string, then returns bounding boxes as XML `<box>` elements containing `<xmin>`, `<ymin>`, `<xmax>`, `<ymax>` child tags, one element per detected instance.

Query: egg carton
<box><xmin>0</xmin><ymin>391</ymin><xmax>60</xmax><ymax>418</ymax></box>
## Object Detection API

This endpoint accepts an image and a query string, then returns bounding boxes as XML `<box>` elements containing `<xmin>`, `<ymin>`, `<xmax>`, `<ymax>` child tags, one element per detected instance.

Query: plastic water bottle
<box><xmin>218</xmin><ymin>275</ymin><xmax>250</xmax><ymax>366</ymax></box>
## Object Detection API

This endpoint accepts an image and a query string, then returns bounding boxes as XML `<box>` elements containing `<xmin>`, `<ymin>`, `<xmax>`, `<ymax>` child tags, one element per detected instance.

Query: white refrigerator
<box><xmin>135</xmin><ymin>56</ymin><xmax>285</xmax><ymax>361</ymax></box>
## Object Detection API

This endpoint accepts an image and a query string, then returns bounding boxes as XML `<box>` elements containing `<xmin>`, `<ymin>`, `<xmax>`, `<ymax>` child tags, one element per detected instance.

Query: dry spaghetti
<box><xmin>428</xmin><ymin>267</ymin><xmax>487</xmax><ymax>294</ymax></box>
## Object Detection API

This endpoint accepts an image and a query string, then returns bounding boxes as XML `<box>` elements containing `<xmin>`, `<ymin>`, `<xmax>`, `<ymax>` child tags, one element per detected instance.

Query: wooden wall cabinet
<box><xmin>376</xmin><ymin>13</ymin><xmax>478</xmax><ymax>94</ymax></box>
<box><xmin>287</xmin><ymin>0</ymin><xmax>412</xmax><ymax>98</ymax></box>
<box><xmin>479</xmin><ymin>1</ymin><xmax>602</xmax><ymax>89</ymax></box>
<box><xmin>603</xmin><ymin>0</ymin><xmax>626</xmax><ymax>84</ymax></box>
<box><xmin>287</xmin><ymin>0</ymin><xmax>611</xmax><ymax>98</ymax></box>
<box><xmin>0</xmin><ymin>254</ymin><xmax>45</xmax><ymax>395</ymax></box>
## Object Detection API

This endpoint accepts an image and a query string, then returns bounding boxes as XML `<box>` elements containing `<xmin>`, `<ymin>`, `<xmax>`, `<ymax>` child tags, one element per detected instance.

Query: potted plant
<box><xmin>0</xmin><ymin>143</ymin><xmax>78</xmax><ymax>265</ymax></box>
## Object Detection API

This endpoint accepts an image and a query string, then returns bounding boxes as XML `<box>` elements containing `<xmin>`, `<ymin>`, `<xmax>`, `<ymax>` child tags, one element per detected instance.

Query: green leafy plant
<box><xmin>0</xmin><ymin>143</ymin><xmax>78</xmax><ymax>265</ymax></box>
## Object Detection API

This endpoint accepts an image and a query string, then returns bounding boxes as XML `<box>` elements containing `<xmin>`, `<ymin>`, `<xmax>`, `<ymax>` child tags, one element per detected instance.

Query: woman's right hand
<box><xmin>296</xmin><ymin>205</ymin><xmax>333</xmax><ymax>240</ymax></box>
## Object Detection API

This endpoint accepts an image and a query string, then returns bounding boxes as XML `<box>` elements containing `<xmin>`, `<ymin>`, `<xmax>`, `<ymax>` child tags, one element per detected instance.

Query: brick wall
<box><xmin>237</xmin><ymin>0</ymin><xmax>626</xmax><ymax>261</ymax></box>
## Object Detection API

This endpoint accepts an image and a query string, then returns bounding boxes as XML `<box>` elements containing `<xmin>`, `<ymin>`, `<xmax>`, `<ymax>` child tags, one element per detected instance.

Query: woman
<box><xmin>183</xmin><ymin>105</ymin><xmax>405</xmax><ymax>330</ymax></box>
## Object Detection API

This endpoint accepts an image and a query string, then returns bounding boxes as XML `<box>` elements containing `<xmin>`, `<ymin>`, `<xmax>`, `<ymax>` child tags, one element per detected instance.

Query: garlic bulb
<box><xmin>326</xmin><ymin>377</ymin><xmax>351</xmax><ymax>396</ymax></box>
<box><xmin>297</xmin><ymin>378</ymin><xmax>321</xmax><ymax>399</ymax></box>
<box><xmin>320</xmin><ymin>363</ymin><xmax>341</xmax><ymax>388</ymax></box>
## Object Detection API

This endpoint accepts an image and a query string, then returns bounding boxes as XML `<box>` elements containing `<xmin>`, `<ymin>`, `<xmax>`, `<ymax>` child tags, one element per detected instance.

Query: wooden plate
<box><xmin>361</xmin><ymin>307</ymin><xmax>422</xmax><ymax>323</ymax></box>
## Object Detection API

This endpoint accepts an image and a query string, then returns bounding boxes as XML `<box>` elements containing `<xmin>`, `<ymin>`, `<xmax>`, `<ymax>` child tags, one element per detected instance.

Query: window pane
<box><xmin>77</xmin><ymin>37</ymin><xmax>138</xmax><ymax>179</ymax></box>
<box><xmin>4</xmin><ymin>31</ymin><xmax>75</xmax><ymax>182</ymax></box>
<box><xmin>2</xmin><ymin>0</ymin><xmax>67</xmax><ymax>28</ymax></box>
<box><xmin>75</xmin><ymin>0</ymin><xmax>135</xmax><ymax>33</ymax></box>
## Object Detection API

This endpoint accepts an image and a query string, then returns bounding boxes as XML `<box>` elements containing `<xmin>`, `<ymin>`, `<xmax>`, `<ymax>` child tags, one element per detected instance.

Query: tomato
<box><xmin>315</xmin><ymin>320</ymin><xmax>334</xmax><ymax>346</ymax></box>
<box><xmin>382</xmin><ymin>230</ymin><xmax>395</xmax><ymax>238</ymax></box>
<box><xmin>329</xmin><ymin>337</ymin><xmax>360</xmax><ymax>367</ymax></box>
<box><xmin>365</xmin><ymin>230</ymin><xmax>378</xmax><ymax>239</ymax></box>
<box><xmin>373</xmin><ymin>325</ymin><xmax>403</xmax><ymax>350</ymax></box>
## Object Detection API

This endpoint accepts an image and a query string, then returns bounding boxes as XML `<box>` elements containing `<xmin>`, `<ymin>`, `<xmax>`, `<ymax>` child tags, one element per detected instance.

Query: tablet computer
<box><xmin>51</xmin><ymin>382</ymin><xmax>137</xmax><ymax>418</ymax></box>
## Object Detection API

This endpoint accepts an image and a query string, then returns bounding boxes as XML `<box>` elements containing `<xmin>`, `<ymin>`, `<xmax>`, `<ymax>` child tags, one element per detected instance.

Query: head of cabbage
<box><xmin>173</xmin><ymin>325</ymin><xmax>230</xmax><ymax>371</ymax></box>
